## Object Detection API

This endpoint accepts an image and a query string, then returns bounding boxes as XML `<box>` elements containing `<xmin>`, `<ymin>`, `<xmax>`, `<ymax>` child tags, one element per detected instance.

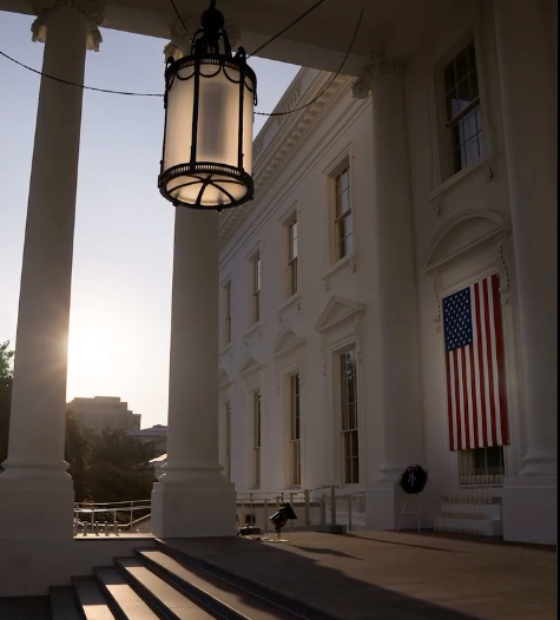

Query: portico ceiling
<box><xmin>1</xmin><ymin>0</ymin><xmax>469</xmax><ymax>74</ymax></box>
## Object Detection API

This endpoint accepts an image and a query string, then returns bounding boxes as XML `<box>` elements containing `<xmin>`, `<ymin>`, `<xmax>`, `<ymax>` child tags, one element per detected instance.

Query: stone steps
<box><xmin>47</xmin><ymin>540</ymin><xmax>328</xmax><ymax>620</ymax></box>
<box><xmin>434</xmin><ymin>494</ymin><xmax>503</xmax><ymax>536</ymax></box>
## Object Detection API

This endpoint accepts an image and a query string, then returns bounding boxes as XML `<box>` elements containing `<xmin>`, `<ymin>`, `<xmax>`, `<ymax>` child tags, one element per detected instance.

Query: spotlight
<box><xmin>265</xmin><ymin>502</ymin><xmax>297</xmax><ymax>542</ymax></box>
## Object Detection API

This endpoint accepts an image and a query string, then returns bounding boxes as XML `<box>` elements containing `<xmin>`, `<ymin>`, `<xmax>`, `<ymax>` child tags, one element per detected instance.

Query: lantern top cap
<box><xmin>200</xmin><ymin>0</ymin><xmax>224</xmax><ymax>34</ymax></box>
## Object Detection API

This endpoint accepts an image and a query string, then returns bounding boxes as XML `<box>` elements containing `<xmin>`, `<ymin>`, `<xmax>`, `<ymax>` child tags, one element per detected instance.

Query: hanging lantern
<box><xmin>159</xmin><ymin>0</ymin><xmax>257</xmax><ymax>210</ymax></box>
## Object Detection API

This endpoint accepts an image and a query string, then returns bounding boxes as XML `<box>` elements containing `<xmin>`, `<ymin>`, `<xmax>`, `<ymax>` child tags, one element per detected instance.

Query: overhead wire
<box><xmin>0</xmin><ymin>2</ymin><xmax>364</xmax><ymax>116</ymax></box>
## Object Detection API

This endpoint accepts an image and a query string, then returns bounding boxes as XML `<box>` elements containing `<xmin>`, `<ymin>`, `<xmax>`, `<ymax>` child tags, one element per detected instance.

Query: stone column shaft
<box><xmin>151</xmin><ymin>208</ymin><xmax>236</xmax><ymax>538</ymax></box>
<box><xmin>494</xmin><ymin>0</ymin><xmax>557</xmax><ymax>476</ymax></box>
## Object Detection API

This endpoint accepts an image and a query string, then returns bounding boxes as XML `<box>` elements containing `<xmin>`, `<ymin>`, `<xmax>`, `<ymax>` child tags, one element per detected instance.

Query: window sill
<box><xmin>430</xmin><ymin>153</ymin><xmax>495</xmax><ymax>216</ymax></box>
<box><xmin>322</xmin><ymin>253</ymin><xmax>357</xmax><ymax>291</ymax></box>
<box><xmin>278</xmin><ymin>292</ymin><xmax>302</xmax><ymax>314</ymax></box>
<box><xmin>244</xmin><ymin>321</ymin><xmax>262</xmax><ymax>339</ymax></box>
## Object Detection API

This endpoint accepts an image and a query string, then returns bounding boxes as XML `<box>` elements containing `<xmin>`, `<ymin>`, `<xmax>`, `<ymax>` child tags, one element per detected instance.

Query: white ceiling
<box><xmin>1</xmin><ymin>0</ymin><xmax>473</xmax><ymax>74</ymax></box>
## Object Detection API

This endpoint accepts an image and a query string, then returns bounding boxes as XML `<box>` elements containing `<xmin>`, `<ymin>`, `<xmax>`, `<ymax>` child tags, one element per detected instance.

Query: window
<box><xmin>340</xmin><ymin>349</ymin><xmax>359</xmax><ymax>484</ymax></box>
<box><xmin>251</xmin><ymin>253</ymin><xmax>261</xmax><ymax>324</ymax></box>
<box><xmin>459</xmin><ymin>446</ymin><xmax>505</xmax><ymax>483</ymax></box>
<box><xmin>288</xmin><ymin>218</ymin><xmax>298</xmax><ymax>296</ymax></box>
<box><xmin>444</xmin><ymin>41</ymin><xmax>482</xmax><ymax>174</ymax></box>
<box><xmin>253</xmin><ymin>391</ymin><xmax>261</xmax><ymax>488</ymax></box>
<box><xmin>222</xmin><ymin>401</ymin><xmax>232</xmax><ymax>482</ymax></box>
<box><xmin>289</xmin><ymin>374</ymin><xmax>301</xmax><ymax>486</ymax></box>
<box><xmin>224</xmin><ymin>282</ymin><xmax>232</xmax><ymax>345</ymax></box>
<box><xmin>335</xmin><ymin>165</ymin><xmax>352</xmax><ymax>259</ymax></box>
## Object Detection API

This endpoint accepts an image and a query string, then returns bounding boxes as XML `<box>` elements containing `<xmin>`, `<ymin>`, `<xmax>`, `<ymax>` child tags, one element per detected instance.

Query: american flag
<box><xmin>442</xmin><ymin>274</ymin><xmax>509</xmax><ymax>451</ymax></box>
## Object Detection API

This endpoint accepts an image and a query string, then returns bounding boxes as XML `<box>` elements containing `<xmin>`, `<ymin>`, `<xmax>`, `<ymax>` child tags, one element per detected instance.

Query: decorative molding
<box><xmin>297</xmin><ymin>346</ymin><xmax>304</xmax><ymax>386</ymax></box>
<box><xmin>354</xmin><ymin>315</ymin><xmax>363</xmax><ymax>361</ymax></box>
<box><xmin>218</xmin><ymin>366</ymin><xmax>232</xmax><ymax>389</ymax></box>
<box><xmin>219</xmin><ymin>72</ymin><xmax>351</xmax><ymax>244</ymax></box>
<box><xmin>240</xmin><ymin>353</ymin><xmax>262</xmax><ymax>377</ymax></box>
<box><xmin>351</xmin><ymin>52</ymin><xmax>405</xmax><ymax>98</ymax></box>
<box><xmin>315</xmin><ymin>295</ymin><xmax>366</xmax><ymax>335</ymax></box>
<box><xmin>421</xmin><ymin>209</ymin><xmax>512</xmax><ymax>274</ymax></box>
<box><xmin>31</xmin><ymin>0</ymin><xmax>106</xmax><ymax>23</ymax></box>
<box><xmin>428</xmin><ymin>154</ymin><xmax>496</xmax><ymax>214</ymax></box>
<box><xmin>322</xmin><ymin>253</ymin><xmax>357</xmax><ymax>290</ymax></box>
<box><xmin>495</xmin><ymin>238</ymin><xmax>511</xmax><ymax>305</ymax></box>
<box><xmin>320</xmin><ymin>335</ymin><xmax>327</xmax><ymax>377</ymax></box>
<box><xmin>272</xmin><ymin>326</ymin><xmax>305</xmax><ymax>360</ymax></box>
<box><xmin>481</xmin><ymin>158</ymin><xmax>495</xmax><ymax>183</ymax></box>
<box><xmin>432</xmin><ymin>271</ymin><xmax>442</xmax><ymax>332</ymax></box>
<box><xmin>431</xmin><ymin>196</ymin><xmax>443</xmax><ymax>218</ymax></box>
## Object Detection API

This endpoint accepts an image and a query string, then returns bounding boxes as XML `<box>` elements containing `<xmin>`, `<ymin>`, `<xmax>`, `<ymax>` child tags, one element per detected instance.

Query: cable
<box><xmin>0</xmin><ymin>5</ymin><xmax>363</xmax><ymax>111</ymax></box>
<box><xmin>0</xmin><ymin>50</ymin><xmax>163</xmax><ymax>97</ymax></box>
<box><xmin>248</xmin><ymin>0</ymin><xmax>328</xmax><ymax>58</ymax></box>
<box><xmin>254</xmin><ymin>7</ymin><xmax>364</xmax><ymax>117</ymax></box>
<box><xmin>167</xmin><ymin>0</ymin><xmax>194</xmax><ymax>45</ymax></box>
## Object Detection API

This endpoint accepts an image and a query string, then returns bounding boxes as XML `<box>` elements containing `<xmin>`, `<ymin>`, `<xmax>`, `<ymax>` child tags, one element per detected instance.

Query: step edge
<box><xmin>153</xmin><ymin>541</ymin><xmax>338</xmax><ymax>620</ymax></box>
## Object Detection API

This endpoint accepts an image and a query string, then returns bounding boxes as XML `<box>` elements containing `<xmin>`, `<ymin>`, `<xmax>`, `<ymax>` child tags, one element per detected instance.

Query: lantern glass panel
<box><xmin>162</xmin><ymin>58</ymin><xmax>255</xmax><ymax>208</ymax></box>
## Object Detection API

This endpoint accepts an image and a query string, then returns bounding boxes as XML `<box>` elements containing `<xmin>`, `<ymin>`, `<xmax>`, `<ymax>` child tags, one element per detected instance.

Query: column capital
<box><xmin>31</xmin><ymin>0</ymin><xmax>105</xmax><ymax>51</ymax></box>
<box><xmin>351</xmin><ymin>52</ymin><xmax>405</xmax><ymax>99</ymax></box>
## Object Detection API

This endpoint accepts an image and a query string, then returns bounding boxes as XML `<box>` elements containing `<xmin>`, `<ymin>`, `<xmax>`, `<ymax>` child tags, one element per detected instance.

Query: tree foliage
<box><xmin>0</xmin><ymin>340</ymin><xmax>155</xmax><ymax>501</ymax></box>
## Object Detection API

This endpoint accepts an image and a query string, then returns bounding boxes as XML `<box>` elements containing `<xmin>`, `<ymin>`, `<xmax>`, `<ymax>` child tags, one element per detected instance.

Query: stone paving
<box><xmin>166</xmin><ymin>530</ymin><xmax>557</xmax><ymax>620</ymax></box>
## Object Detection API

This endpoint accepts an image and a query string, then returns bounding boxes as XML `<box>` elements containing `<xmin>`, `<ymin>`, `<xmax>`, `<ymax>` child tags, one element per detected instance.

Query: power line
<box><xmin>255</xmin><ymin>7</ymin><xmax>364</xmax><ymax>117</ymax></box>
<box><xmin>0</xmin><ymin>50</ymin><xmax>163</xmax><ymax>97</ymax></box>
<box><xmin>0</xmin><ymin>5</ymin><xmax>364</xmax><ymax>114</ymax></box>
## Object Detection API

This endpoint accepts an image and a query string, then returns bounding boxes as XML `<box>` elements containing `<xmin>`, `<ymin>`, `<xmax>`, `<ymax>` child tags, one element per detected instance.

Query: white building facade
<box><xmin>218</xmin><ymin>4</ymin><xmax>556</xmax><ymax>544</ymax></box>
<box><xmin>0</xmin><ymin>0</ymin><xmax>555</xmax><ymax>596</ymax></box>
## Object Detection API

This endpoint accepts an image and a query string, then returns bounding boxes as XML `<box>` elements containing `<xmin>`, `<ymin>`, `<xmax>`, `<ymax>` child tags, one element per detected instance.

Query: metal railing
<box><xmin>73</xmin><ymin>499</ymin><xmax>151</xmax><ymax>536</ymax></box>
<box><xmin>236</xmin><ymin>485</ymin><xmax>366</xmax><ymax>533</ymax></box>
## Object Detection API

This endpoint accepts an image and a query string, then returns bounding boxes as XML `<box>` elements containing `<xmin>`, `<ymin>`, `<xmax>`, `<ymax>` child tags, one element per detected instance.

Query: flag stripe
<box><xmin>443</xmin><ymin>274</ymin><xmax>509</xmax><ymax>451</ymax></box>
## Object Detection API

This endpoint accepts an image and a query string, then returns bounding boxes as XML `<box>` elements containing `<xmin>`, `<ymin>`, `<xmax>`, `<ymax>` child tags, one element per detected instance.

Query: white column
<box><xmin>361</xmin><ymin>57</ymin><xmax>425</xmax><ymax>530</ymax></box>
<box><xmin>151</xmin><ymin>208</ymin><xmax>236</xmax><ymax>538</ymax></box>
<box><xmin>494</xmin><ymin>0</ymin><xmax>557</xmax><ymax>544</ymax></box>
<box><xmin>0</xmin><ymin>3</ymin><xmax>102</xmax><ymax>539</ymax></box>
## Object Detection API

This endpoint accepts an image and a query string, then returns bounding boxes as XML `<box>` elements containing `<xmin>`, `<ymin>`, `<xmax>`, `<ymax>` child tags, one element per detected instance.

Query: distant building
<box><xmin>67</xmin><ymin>396</ymin><xmax>141</xmax><ymax>432</ymax></box>
<box><xmin>128</xmin><ymin>424</ymin><xmax>168</xmax><ymax>456</ymax></box>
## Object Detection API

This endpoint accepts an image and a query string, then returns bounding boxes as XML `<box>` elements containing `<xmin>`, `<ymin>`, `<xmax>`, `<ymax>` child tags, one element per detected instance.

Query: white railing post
<box><xmin>304</xmin><ymin>489</ymin><xmax>310</xmax><ymax>526</ymax></box>
<box><xmin>320</xmin><ymin>487</ymin><xmax>326</xmax><ymax>525</ymax></box>
<box><xmin>249</xmin><ymin>493</ymin><xmax>253</xmax><ymax>527</ymax></box>
<box><xmin>263</xmin><ymin>499</ymin><xmax>268</xmax><ymax>532</ymax></box>
<box><xmin>241</xmin><ymin>499</ymin><xmax>245</xmax><ymax>527</ymax></box>
<box><xmin>347</xmin><ymin>494</ymin><xmax>352</xmax><ymax>532</ymax></box>
<box><xmin>330</xmin><ymin>485</ymin><xmax>336</xmax><ymax>526</ymax></box>
<box><xmin>90</xmin><ymin>511</ymin><xmax>94</xmax><ymax>534</ymax></box>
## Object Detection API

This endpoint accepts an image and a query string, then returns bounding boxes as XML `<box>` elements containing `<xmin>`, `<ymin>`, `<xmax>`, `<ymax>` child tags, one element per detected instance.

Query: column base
<box><xmin>502</xmin><ymin>475</ymin><xmax>557</xmax><ymax>545</ymax></box>
<box><xmin>0</xmin><ymin>482</ymin><xmax>74</xmax><ymax>539</ymax></box>
<box><xmin>366</xmin><ymin>482</ymin><xmax>423</xmax><ymax>531</ymax></box>
<box><xmin>151</xmin><ymin>478</ymin><xmax>237</xmax><ymax>538</ymax></box>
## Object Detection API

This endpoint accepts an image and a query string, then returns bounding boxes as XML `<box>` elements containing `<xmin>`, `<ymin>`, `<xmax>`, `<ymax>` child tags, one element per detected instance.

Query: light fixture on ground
<box><xmin>159</xmin><ymin>0</ymin><xmax>257</xmax><ymax>210</ymax></box>
<box><xmin>265</xmin><ymin>502</ymin><xmax>298</xmax><ymax>542</ymax></box>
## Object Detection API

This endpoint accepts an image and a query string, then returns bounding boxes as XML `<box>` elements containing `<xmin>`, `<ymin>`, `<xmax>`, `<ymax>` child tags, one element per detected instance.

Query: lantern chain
<box><xmin>0</xmin><ymin>4</ymin><xmax>364</xmax><ymax>113</ymax></box>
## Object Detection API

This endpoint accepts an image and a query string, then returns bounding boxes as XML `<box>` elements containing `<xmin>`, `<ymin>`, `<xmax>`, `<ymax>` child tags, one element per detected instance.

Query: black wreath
<box><xmin>399</xmin><ymin>465</ymin><xmax>428</xmax><ymax>495</ymax></box>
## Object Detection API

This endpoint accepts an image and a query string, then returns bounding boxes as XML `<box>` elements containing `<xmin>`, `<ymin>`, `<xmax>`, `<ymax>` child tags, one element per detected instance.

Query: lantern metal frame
<box><xmin>158</xmin><ymin>0</ymin><xmax>257</xmax><ymax>211</ymax></box>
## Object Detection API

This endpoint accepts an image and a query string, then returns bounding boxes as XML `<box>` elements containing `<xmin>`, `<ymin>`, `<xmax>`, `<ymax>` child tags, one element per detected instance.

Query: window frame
<box><xmin>433</xmin><ymin>33</ymin><xmax>489</xmax><ymax>183</ymax></box>
<box><xmin>250</xmin><ymin>251</ymin><xmax>261</xmax><ymax>325</ymax></box>
<box><xmin>334</xmin><ymin>164</ymin><xmax>352</xmax><ymax>260</ymax></box>
<box><xmin>339</xmin><ymin>348</ymin><xmax>359</xmax><ymax>485</ymax></box>
<box><xmin>287</xmin><ymin>217</ymin><xmax>298</xmax><ymax>297</ymax></box>
<box><xmin>253</xmin><ymin>390</ymin><xmax>262</xmax><ymax>488</ymax></box>
<box><xmin>289</xmin><ymin>373</ymin><xmax>301</xmax><ymax>487</ymax></box>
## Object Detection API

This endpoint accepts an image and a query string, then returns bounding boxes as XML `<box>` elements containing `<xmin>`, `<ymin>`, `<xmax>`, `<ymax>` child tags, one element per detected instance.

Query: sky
<box><xmin>0</xmin><ymin>10</ymin><xmax>300</xmax><ymax>428</ymax></box>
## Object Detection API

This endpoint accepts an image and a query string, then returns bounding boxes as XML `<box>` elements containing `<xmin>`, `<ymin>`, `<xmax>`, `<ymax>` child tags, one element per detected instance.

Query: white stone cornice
<box><xmin>220</xmin><ymin>72</ymin><xmax>350</xmax><ymax>245</ymax></box>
